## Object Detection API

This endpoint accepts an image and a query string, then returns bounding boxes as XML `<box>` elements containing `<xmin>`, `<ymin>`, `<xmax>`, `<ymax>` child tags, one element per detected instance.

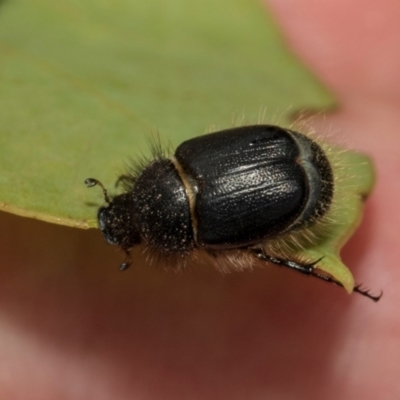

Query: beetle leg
<box><xmin>119</xmin><ymin>248</ymin><xmax>132</xmax><ymax>271</ymax></box>
<box><xmin>115</xmin><ymin>174</ymin><xmax>135</xmax><ymax>189</ymax></box>
<box><xmin>353</xmin><ymin>284</ymin><xmax>383</xmax><ymax>302</ymax></box>
<box><xmin>251</xmin><ymin>248</ymin><xmax>382</xmax><ymax>302</ymax></box>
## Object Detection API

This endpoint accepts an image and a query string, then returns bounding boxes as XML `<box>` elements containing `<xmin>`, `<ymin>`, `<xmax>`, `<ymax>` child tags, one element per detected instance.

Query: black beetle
<box><xmin>85</xmin><ymin>124</ymin><xmax>381</xmax><ymax>301</ymax></box>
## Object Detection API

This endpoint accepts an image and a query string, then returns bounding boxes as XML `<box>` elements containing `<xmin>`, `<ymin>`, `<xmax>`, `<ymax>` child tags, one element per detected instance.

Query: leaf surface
<box><xmin>0</xmin><ymin>0</ymin><xmax>333</xmax><ymax>227</ymax></box>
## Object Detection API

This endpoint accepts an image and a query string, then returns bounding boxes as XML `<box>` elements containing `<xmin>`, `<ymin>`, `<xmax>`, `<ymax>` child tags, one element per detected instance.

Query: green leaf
<box><xmin>0</xmin><ymin>0</ymin><xmax>333</xmax><ymax>227</ymax></box>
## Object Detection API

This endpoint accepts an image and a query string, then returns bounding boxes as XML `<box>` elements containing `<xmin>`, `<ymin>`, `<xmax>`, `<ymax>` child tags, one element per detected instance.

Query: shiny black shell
<box><xmin>175</xmin><ymin>125</ymin><xmax>333</xmax><ymax>248</ymax></box>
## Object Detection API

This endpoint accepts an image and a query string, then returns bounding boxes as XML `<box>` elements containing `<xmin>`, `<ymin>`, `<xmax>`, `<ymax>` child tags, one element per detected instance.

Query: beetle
<box><xmin>85</xmin><ymin>124</ymin><xmax>381</xmax><ymax>301</ymax></box>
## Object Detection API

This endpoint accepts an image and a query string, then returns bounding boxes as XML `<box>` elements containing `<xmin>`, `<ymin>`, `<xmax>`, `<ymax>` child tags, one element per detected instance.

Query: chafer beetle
<box><xmin>85</xmin><ymin>124</ymin><xmax>381</xmax><ymax>301</ymax></box>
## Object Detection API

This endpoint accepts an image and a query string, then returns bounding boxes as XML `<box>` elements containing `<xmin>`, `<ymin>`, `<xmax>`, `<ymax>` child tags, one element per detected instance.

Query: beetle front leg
<box><xmin>115</xmin><ymin>174</ymin><xmax>135</xmax><ymax>189</ymax></box>
<box><xmin>119</xmin><ymin>248</ymin><xmax>132</xmax><ymax>271</ymax></box>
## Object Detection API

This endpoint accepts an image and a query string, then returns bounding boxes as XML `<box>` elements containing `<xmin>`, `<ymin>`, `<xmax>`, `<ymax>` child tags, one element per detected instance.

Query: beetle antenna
<box><xmin>85</xmin><ymin>178</ymin><xmax>111</xmax><ymax>204</ymax></box>
<box><xmin>252</xmin><ymin>249</ymin><xmax>382</xmax><ymax>302</ymax></box>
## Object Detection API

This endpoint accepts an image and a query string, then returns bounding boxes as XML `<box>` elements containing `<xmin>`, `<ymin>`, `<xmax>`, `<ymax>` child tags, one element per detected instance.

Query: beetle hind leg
<box><xmin>250</xmin><ymin>248</ymin><xmax>381</xmax><ymax>302</ymax></box>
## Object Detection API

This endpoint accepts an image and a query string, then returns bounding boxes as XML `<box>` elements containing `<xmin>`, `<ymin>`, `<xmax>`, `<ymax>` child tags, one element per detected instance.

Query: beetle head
<box><xmin>98</xmin><ymin>193</ymin><xmax>141</xmax><ymax>249</ymax></box>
